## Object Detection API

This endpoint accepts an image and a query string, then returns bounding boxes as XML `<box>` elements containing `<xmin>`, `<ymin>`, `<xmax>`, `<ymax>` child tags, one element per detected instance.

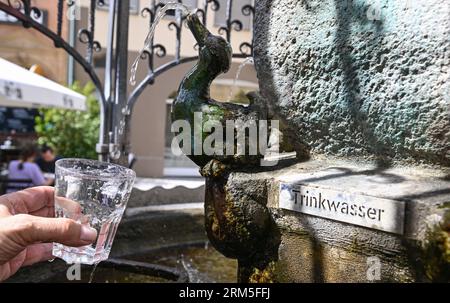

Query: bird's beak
<box><xmin>187</xmin><ymin>11</ymin><xmax>210</xmax><ymax>47</ymax></box>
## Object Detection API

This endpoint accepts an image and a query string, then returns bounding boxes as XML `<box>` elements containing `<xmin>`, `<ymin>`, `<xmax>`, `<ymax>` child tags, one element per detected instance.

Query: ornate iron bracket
<box><xmin>0</xmin><ymin>0</ymin><xmax>255</xmax><ymax>164</ymax></box>
<box><xmin>128</xmin><ymin>0</ymin><xmax>254</xmax><ymax>108</ymax></box>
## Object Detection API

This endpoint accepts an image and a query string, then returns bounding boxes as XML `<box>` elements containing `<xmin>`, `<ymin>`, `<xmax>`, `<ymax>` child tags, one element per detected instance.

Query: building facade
<box><xmin>0</xmin><ymin>0</ymin><xmax>257</xmax><ymax>177</ymax></box>
<box><xmin>0</xmin><ymin>0</ymin><xmax>70</xmax><ymax>143</ymax></box>
<box><xmin>0</xmin><ymin>0</ymin><xmax>69</xmax><ymax>82</ymax></box>
<box><xmin>75</xmin><ymin>0</ymin><xmax>257</xmax><ymax>177</ymax></box>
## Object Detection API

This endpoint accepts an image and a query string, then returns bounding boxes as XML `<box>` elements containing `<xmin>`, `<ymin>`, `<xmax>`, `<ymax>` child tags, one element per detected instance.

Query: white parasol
<box><xmin>0</xmin><ymin>58</ymin><xmax>86</xmax><ymax>111</ymax></box>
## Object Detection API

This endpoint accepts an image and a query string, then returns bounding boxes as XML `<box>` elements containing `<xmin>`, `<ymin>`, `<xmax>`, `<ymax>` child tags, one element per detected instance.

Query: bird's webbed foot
<box><xmin>200</xmin><ymin>159</ymin><xmax>227</xmax><ymax>178</ymax></box>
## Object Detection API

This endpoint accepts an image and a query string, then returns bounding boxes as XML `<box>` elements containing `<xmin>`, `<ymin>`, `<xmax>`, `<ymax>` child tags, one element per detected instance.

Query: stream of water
<box><xmin>117</xmin><ymin>3</ymin><xmax>191</xmax><ymax>137</ymax></box>
<box><xmin>227</xmin><ymin>57</ymin><xmax>254</xmax><ymax>103</ymax></box>
<box><xmin>88</xmin><ymin>262</ymin><xmax>100</xmax><ymax>283</ymax></box>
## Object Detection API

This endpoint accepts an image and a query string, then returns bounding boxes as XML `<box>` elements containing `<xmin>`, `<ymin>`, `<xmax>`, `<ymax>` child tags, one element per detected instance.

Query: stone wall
<box><xmin>216</xmin><ymin>159</ymin><xmax>450</xmax><ymax>282</ymax></box>
<box><xmin>209</xmin><ymin>0</ymin><xmax>450</xmax><ymax>282</ymax></box>
<box><xmin>254</xmin><ymin>0</ymin><xmax>450</xmax><ymax>166</ymax></box>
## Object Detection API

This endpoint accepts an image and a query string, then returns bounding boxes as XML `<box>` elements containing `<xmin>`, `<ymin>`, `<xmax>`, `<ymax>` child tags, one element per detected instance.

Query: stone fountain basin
<box><xmin>7</xmin><ymin>203</ymin><xmax>237</xmax><ymax>283</ymax></box>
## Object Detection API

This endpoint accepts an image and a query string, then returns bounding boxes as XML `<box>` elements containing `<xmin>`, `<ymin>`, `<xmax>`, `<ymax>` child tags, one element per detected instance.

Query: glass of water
<box><xmin>52</xmin><ymin>158</ymin><xmax>136</xmax><ymax>265</ymax></box>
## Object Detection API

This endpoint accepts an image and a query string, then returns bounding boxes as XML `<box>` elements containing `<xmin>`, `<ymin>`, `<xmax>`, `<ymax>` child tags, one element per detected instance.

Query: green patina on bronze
<box><xmin>173</xmin><ymin>13</ymin><xmax>279</xmax><ymax>283</ymax></box>
<box><xmin>172</xmin><ymin>13</ymin><xmax>267</xmax><ymax>170</ymax></box>
<box><xmin>173</xmin><ymin>2</ymin><xmax>450</xmax><ymax>283</ymax></box>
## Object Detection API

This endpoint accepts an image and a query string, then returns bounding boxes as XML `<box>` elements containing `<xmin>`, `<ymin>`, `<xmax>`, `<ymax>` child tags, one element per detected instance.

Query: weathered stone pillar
<box><xmin>205</xmin><ymin>0</ymin><xmax>450</xmax><ymax>282</ymax></box>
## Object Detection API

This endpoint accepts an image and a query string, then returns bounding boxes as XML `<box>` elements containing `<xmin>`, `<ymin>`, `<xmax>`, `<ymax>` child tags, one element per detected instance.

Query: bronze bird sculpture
<box><xmin>171</xmin><ymin>13</ymin><xmax>268</xmax><ymax>177</ymax></box>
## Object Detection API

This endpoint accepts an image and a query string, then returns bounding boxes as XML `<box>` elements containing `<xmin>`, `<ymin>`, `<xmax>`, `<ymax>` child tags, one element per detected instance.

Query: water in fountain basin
<box><xmin>227</xmin><ymin>57</ymin><xmax>254</xmax><ymax>103</ymax></box>
<box><xmin>180</xmin><ymin>255</ymin><xmax>213</xmax><ymax>283</ymax></box>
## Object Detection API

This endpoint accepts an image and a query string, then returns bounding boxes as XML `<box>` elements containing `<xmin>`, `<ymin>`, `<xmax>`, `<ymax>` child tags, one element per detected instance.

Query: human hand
<box><xmin>0</xmin><ymin>187</ymin><xmax>97</xmax><ymax>282</ymax></box>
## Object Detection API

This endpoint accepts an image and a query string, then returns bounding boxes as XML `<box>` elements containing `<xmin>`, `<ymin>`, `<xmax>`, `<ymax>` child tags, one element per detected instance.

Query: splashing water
<box><xmin>130</xmin><ymin>3</ymin><xmax>191</xmax><ymax>86</ymax></box>
<box><xmin>180</xmin><ymin>255</ymin><xmax>213</xmax><ymax>283</ymax></box>
<box><xmin>115</xmin><ymin>107</ymin><xmax>131</xmax><ymax>136</ymax></box>
<box><xmin>88</xmin><ymin>261</ymin><xmax>101</xmax><ymax>283</ymax></box>
<box><xmin>227</xmin><ymin>57</ymin><xmax>254</xmax><ymax>102</ymax></box>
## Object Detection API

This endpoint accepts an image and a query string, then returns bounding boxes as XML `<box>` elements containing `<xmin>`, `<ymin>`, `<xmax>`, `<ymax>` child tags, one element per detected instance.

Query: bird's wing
<box><xmin>205</xmin><ymin>98</ymin><xmax>252</xmax><ymax>121</ymax></box>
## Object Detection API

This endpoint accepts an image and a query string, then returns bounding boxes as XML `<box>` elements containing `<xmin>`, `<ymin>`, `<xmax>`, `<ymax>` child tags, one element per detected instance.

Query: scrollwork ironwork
<box><xmin>0</xmin><ymin>0</ymin><xmax>254</xmax><ymax>161</ymax></box>
<box><xmin>6</xmin><ymin>0</ymin><xmax>24</xmax><ymax>11</ymax></box>
<box><xmin>130</xmin><ymin>0</ymin><xmax>254</xmax><ymax>106</ymax></box>
<box><xmin>196</xmin><ymin>0</ymin><xmax>220</xmax><ymax>25</ymax></box>
<box><xmin>0</xmin><ymin>0</ymin><xmax>109</xmax><ymax>159</ymax></box>
<box><xmin>0</xmin><ymin>0</ymin><xmax>105</xmax><ymax>97</ymax></box>
<box><xmin>141</xmin><ymin>6</ymin><xmax>153</xmax><ymax>18</ymax></box>
<box><xmin>6</xmin><ymin>0</ymin><xmax>42</xmax><ymax>27</ymax></box>
<box><xmin>77</xmin><ymin>0</ymin><xmax>102</xmax><ymax>64</ymax></box>
<box><xmin>242</xmin><ymin>4</ymin><xmax>254</xmax><ymax>17</ymax></box>
<box><xmin>217</xmin><ymin>0</ymin><xmax>254</xmax><ymax>46</ymax></box>
<box><xmin>153</xmin><ymin>44</ymin><xmax>167</xmax><ymax>58</ymax></box>
<box><xmin>239</xmin><ymin>42</ymin><xmax>253</xmax><ymax>56</ymax></box>
<box><xmin>168</xmin><ymin>21</ymin><xmax>181</xmax><ymax>32</ymax></box>
<box><xmin>29</xmin><ymin>6</ymin><xmax>41</xmax><ymax>19</ymax></box>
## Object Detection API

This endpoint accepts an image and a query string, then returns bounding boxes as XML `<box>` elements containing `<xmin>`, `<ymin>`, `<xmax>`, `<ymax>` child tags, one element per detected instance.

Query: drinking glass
<box><xmin>52</xmin><ymin>158</ymin><xmax>136</xmax><ymax>265</ymax></box>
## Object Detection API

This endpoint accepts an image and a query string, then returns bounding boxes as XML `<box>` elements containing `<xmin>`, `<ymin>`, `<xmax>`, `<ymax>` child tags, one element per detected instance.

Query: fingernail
<box><xmin>80</xmin><ymin>225</ymin><xmax>97</xmax><ymax>242</ymax></box>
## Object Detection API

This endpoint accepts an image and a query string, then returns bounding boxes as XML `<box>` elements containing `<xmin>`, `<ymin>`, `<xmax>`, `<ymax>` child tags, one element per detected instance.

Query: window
<box><xmin>214</xmin><ymin>0</ymin><xmax>252</xmax><ymax>30</ymax></box>
<box><xmin>0</xmin><ymin>9</ymin><xmax>47</xmax><ymax>26</ymax></box>
<box><xmin>0</xmin><ymin>107</ymin><xmax>38</xmax><ymax>133</ymax></box>
<box><xmin>159</xmin><ymin>0</ymin><xmax>198</xmax><ymax>17</ymax></box>
<box><xmin>97</xmin><ymin>0</ymin><xmax>140</xmax><ymax>15</ymax></box>
<box><xmin>93</xmin><ymin>51</ymin><xmax>106</xmax><ymax>68</ymax></box>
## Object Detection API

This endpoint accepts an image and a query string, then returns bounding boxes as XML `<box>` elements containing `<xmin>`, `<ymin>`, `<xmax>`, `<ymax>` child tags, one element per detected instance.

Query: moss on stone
<box><xmin>438</xmin><ymin>202</ymin><xmax>450</xmax><ymax>209</ymax></box>
<box><xmin>222</xmin><ymin>205</ymin><xmax>250</xmax><ymax>241</ymax></box>
<box><xmin>348</xmin><ymin>235</ymin><xmax>360</xmax><ymax>254</ymax></box>
<box><xmin>422</xmin><ymin>210</ymin><xmax>450</xmax><ymax>282</ymax></box>
<box><xmin>248</xmin><ymin>262</ymin><xmax>276</xmax><ymax>283</ymax></box>
<box><xmin>223</xmin><ymin>190</ymin><xmax>251</xmax><ymax>241</ymax></box>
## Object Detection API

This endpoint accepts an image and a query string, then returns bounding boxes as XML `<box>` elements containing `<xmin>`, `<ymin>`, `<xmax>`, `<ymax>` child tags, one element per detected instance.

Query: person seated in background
<box><xmin>7</xmin><ymin>144</ymin><xmax>53</xmax><ymax>193</ymax></box>
<box><xmin>35</xmin><ymin>145</ymin><xmax>61</xmax><ymax>174</ymax></box>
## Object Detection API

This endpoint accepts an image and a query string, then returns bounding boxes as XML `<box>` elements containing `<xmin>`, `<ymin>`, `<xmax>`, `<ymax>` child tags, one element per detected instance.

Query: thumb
<box><xmin>12</xmin><ymin>214</ymin><xmax>97</xmax><ymax>247</ymax></box>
